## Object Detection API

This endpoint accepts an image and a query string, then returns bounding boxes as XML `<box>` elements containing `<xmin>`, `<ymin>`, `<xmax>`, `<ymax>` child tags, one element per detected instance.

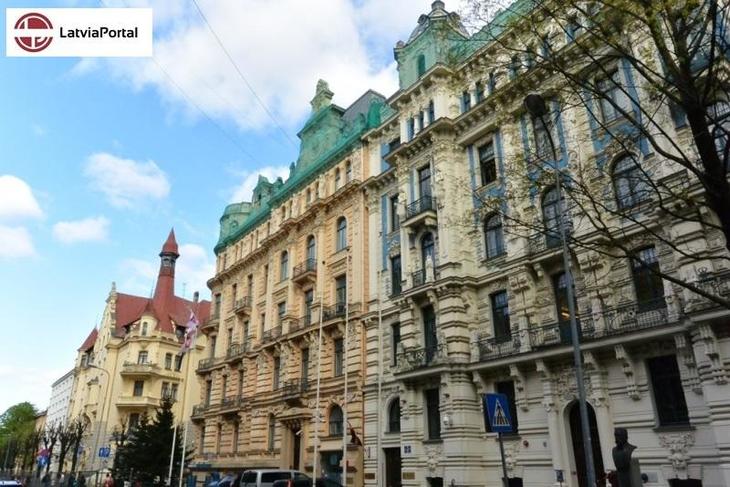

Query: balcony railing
<box><xmin>293</xmin><ymin>259</ymin><xmax>317</xmax><ymax>279</ymax></box>
<box><xmin>281</xmin><ymin>378</ymin><xmax>310</xmax><ymax>399</ymax></box>
<box><xmin>527</xmin><ymin>223</ymin><xmax>573</xmax><ymax>255</ymax></box>
<box><xmin>262</xmin><ymin>325</ymin><xmax>282</xmax><ymax>343</ymax></box>
<box><xmin>412</xmin><ymin>269</ymin><xmax>426</xmax><ymax>287</ymax></box>
<box><xmin>233</xmin><ymin>296</ymin><xmax>251</xmax><ymax>314</ymax></box>
<box><xmin>197</xmin><ymin>357</ymin><xmax>219</xmax><ymax>371</ymax></box>
<box><xmin>396</xmin><ymin>343</ymin><xmax>445</xmax><ymax>372</ymax></box>
<box><xmin>405</xmin><ymin>196</ymin><xmax>436</xmax><ymax>220</ymax></box>
<box><xmin>475</xmin><ymin>298</ymin><xmax>671</xmax><ymax>363</ymax></box>
<box><xmin>323</xmin><ymin>303</ymin><xmax>347</xmax><ymax>321</ymax></box>
<box><xmin>686</xmin><ymin>269</ymin><xmax>730</xmax><ymax>311</ymax></box>
<box><xmin>121</xmin><ymin>362</ymin><xmax>159</xmax><ymax>376</ymax></box>
<box><xmin>220</xmin><ymin>395</ymin><xmax>242</xmax><ymax>411</ymax></box>
<box><xmin>226</xmin><ymin>342</ymin><xmax>243</xmax><ymax>359</ymax></box>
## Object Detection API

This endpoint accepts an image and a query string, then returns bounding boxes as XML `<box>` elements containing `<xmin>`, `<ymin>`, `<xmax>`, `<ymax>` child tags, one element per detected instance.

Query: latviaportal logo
<box><xmin>14</xmin><ymin>12</ymin><xmax>53</xmax><ymax>53</ymax></box>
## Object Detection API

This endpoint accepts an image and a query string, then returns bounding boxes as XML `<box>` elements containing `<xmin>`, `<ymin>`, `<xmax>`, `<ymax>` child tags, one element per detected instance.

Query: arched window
<box><xmin>542</xmin><ymin>186</ymin><xmax>563</xmax><ymax>248</ymax></box>
<box><xmin>484</xmin><ymin>214</ymin><xmax>505</xmax><ymax>259</ymax></box>
<box><xmin>306</xmin><ymin>235</ymin><xmax>316</xmax><ymax>267</ymax></box>
<box><xmin>280</xmin><ymin>250</ymin><xmax>288</xmax><ymax>281</ymax></box>
<box><xmin>416</xmin><ymin>54</ymin><xmax>426</xmax><ymax>78</ymax></box>
<box><xmin>336</xmin><ymin>217</ymin><xmax>347</xmax><ymax>251</ymax></box>
<box><xmin>421</xmin><ymin>232</ymin><xmax>435</xmax><ymax>268</ymax></box>
<box><xmin>388</xmin><ymin>398</ymin><xmax>401</xmax><ymax>433</ymax></box>
<box><xmin>612</xmin><ymin>156</ymin><xmax>648</xmax><ymax>209</ymax></box>
<box><xmin>334</xmin><ymin>168</ymin><xmax>342</xmax><ymax>189</ymax></box>
<box><xmin>329</xmin><ymin>405</ymin><xmax>343</xmax><ymax>436</ymax></box>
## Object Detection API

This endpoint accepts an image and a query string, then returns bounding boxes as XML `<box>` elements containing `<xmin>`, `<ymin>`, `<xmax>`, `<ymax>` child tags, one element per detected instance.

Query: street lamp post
<box><xmin>84</xmin><ymin>364</ymin><xmax>110</xmax><ymax>487</ymax></box>
<box><xmin>524</xmin><ymin>94</ymin><xmax>598</xmax><ymax>487</ymax></box>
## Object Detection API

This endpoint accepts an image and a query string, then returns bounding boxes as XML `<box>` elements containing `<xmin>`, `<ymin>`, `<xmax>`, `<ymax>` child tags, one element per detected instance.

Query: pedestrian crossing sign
<box><xmin>483</xmin><ymin>393</ymin><xmax>513</xmax><ymax>433</ymax></box>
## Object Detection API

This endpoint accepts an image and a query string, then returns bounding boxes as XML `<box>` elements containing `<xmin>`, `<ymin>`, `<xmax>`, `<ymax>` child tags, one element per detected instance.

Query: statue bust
<box><xmin>612</xmin><ymin>428</ymin><xmax>642</xmax><ymax>487</ymax></box>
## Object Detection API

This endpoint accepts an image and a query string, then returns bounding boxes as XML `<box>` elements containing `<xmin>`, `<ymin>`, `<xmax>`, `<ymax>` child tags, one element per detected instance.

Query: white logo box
<box><xmin>6</xmin><ymin>8</ymin><xmax>153</xmax><ymax>57</ymax></box>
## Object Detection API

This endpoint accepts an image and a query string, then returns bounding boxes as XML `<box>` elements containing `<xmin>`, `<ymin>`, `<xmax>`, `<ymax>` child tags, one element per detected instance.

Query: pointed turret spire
<box><xmin>153</xmin><ymin>228</ymin><xmax>178</xmax><ymax>316</ymax></box>
<box><xmin>161</xmin><ymin>228</ymin><xmax>179</xmax><ymax>256</ymax></box>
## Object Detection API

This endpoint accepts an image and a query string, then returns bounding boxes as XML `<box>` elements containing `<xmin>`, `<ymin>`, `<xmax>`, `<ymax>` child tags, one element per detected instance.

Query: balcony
<box><xmin>200</xmin><ymin>314</ymin><xmax>220</xmax><ymax>333</ymax></box>
<box><xmin>191</xmin><ymin>404</ymin><xmax>208</xmax><ymax>419</ymax></box>
<box><xmin>322</xmin><ymin>303</ymin><xmax>346</xmax><ymax>321</ymax></box>
<box><xmin>120</xmin><ymin>362</ymin><xmax>159</xmax><ymax>378</ymax></box>
<box><xmin>197</xmin><ymin>357</ymin><xmax>221</xmax><ymax>373</ymax></box>
<box><xmin>527</xmin><ymin>223</ymin><xmax>573</xmax><ymax>256</ymax></box>
<box><xmin>402</xmin><ymin>196</ymin><xmax>437</xmax><ymax>229</ymax></box>
<box><xmin>292</xmin><ymin>259</ymin><xmax>317</xmax><ymax>286</ymax></box>
<box><xmin>281</xmin><ymin>378</ymin><xmax>310</xmax><ymax>405</ymax></box>
<box><xmin>233</xmin><ymin>297</ymin><xmax>251</xmax><ymax>316</ymax></box>
<box><xmin>396</xmin><ymin>343</ymin><xmax>446</xmax><ymax>374</ymax></box>
<box><xmin>262</xmin><ymin>325</ymin><xmax>282</xmax><ymax>344</ymax></box>
<box><xmin>219</xmin><ymin>395</ymin><xmax>243</xmax><ymax>415</ymax></box>
<box><xmin>226</xmin><ymin>342</ymin><xmax>244</xmax><ymax>361</ymax></box>
<box><xmin>474</xmin><ymin>298</ymin><xmax>671</xmax><ymax>364</ymax></box>
<box><xmin>117</xmin><ymin>395</ymin><xmax>162</xmax><ymax>408</ymax></box>
<box><xmin>685</xmin><ymin>269</ymin><xmax>730</xmax><ymax>313</ymax></box>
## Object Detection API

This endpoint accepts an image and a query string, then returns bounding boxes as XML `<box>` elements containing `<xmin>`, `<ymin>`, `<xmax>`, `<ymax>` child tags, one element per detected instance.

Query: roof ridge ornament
<box><xmin>311</xmin><ymin>79</ymin><xmax>334</xmax><ymax>112</ymax></box>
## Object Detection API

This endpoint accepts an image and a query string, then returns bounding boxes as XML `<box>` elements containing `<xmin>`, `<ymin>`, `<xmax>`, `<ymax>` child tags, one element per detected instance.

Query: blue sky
<box><xmin>0</xmin><ymin>0</ymin><xmax>438</xmax><ymax>413</ymax></box>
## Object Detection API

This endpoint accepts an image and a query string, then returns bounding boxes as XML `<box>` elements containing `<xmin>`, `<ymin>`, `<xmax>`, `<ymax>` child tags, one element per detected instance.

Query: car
<box><xmin>0</xmin><ymin>481</ymin><xmax>22</xmax><ymax>487</ymax></box>
<box><xmin>271</xmin><ymin>478</ymin><xmax>344</xmax><ymax>487</ymax></box>
<box><xmin>240</xmin><ymin>470</ymin><xmax>308</xmax><ymax>487</ymax></box>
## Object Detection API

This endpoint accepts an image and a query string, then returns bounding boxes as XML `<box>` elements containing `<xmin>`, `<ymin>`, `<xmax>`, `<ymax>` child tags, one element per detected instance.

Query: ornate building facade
<box><xmin>67</xmin><ymin>230</ymin><xmax>210</xmax><ymax>474</ymax></box>
<box><xmin>360</xmin><ymin>2</ymin><xmax>730</xmax><ymax>487</ymax></box>
<box><xmin>192</xmin><ymin>82</ymin><xmax>392</xmax><ymax>485</ymax></box>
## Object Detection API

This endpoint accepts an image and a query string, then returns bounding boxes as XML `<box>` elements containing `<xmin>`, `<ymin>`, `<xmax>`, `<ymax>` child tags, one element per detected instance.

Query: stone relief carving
<box><xmin>659</xmin><ymin>433</ymin><xmax>695</xmax><ymax>472</ymax></box>
<box><xmin>553</xmin><ymin>364</ymin><xmax>593</xmax><ymax>402</ymax></box>
<box><xmin>504</xmin><ymin>440</ymin><xmax>521</xmax><ymax>474</ymax></box>
<box><xmin>425</xmin><ymin>444</ymin><xmax>442</xmax><ymax>473</ymax></box>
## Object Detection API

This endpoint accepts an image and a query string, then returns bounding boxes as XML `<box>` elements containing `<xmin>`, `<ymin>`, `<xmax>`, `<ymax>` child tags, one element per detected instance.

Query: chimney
<box><xmin>193</xmin><ymin>291</ymin><xmax>199</xmax><ymax>303</ymax></box>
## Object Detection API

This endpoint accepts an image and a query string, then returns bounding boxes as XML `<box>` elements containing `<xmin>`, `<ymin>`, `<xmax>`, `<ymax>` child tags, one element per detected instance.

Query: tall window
<box><xmin>133</xmin><ymin>380</ymin><xmax>144</xmax><ymax>397</ymax></box>
<box><xmin>301</xmin><ymin>348</ymin><xmax>309</xmax><ymax>383</ymax></box>
<box><xmin>129</xmin><ymin>413</ymin><xmax>140</xmax><ymax>431</ymax></box>
<box><xmin>491</xmin><ymin>291</ymin><xmax>511</xmax><ymax>342</ymax></box>
<box><xmin>613</xmin><ymin>156</ymin><xmax>648</xmax><ymax>209</ymax></box>
<box><xmin>390</xmin><ymin>255</ymin><xmax>402</xmax><ymax>296</ymax></box>
<box><xmin>329</xmin><ymin>405</ymin><xmax>343</xmax><ymax>436</ymax></box>
<box><xmin>161</xmin><ymin>382</ymin><xmax>170</xmax><ymax>399</ymax></box>
<box><xmin>335</xmin><ymin>275</ymin><xmax>347</xmax><ymax>308</ymax></box>
<box><xmin>222</xmin><ymin>375</ymin><xmax>228</xmax><ymax>398</ymax></box>
<box><xmin>407</xmin><ymin>117</ymin><xmax>415</xmax><ymax>140</ymax></box>
<box><xmin>280</xmin><ymin>251</ymin><xmax>289</xmax><ymax>281</ymax></box>
<box><xmin>421</xmin><ymin>232</ymin><xmax>435</xmax><ymax>269</ymax></box>
<box><xmin>390</xmin><ymin>194</ymin><xmax>400</xmax><ymax>231</ymax></box>
<box><xmin>231</xmin><ymin>283</ymin><xmax>237</xmax><ymax>302</ymax></box>
<box><xmin>418</xmin><ymin>165</ymin><xmax>432</xmax><ymax>198</ymax></box>
<box><xmin>532</xmin><ymin>112</ymin><xmax>555</xmax><ymax>160</ymax></box>
<box><xmin>462</xmin><ymin>91</ymin><xmax>472</xmax><ymax>112</ymax></box>
<box><xmin>199</xmin><ymin>425</ymin><xmax>205</xmax><ymax>453</ymax></box>
<box><xmin>422</xmin><ymin>305</ymin><xmax>438</xmax><ymax>363</ymax></box>
<box><xmin>388</xmin><ymin>398</ymin><xmax>401</xmax><ymax>433</ymax></box>
<box><xmin>205</xmin><ymin>380</ymin><xmax>212</xmax><ymax>405</ymax></box>
<box><xmin>334</xmin><ymin>338</ymin><xmax>344</xmax><ymax>377</ymax></box>
<box><xmin>263</xmin><ymin>265</ymin><xmax>269</xmax><ymax>292</ymax></box>
<box><xmin>417</xmin><ymin>54</ymin><xmax>426</xmax><ymax>78</ymax></box>
<box><xmin>647</xmin><ymin>355</ymin><xmax>689</xmax><ymax>426</ymax></box>
<box><xmin>304</xmin><ymin>289</ymin><xmax>314</xmax><ymax>325</ymax></box>
<box><xmin>495</xmin><ymin>381</ymin><xmax>519</xmax><ymax>433</ymax></box>
<box><xmin>336</xmin><ymin>217</ymin><xmax>347</xmax><ymax>251</ymax></box>
<box><xmin>552</xmin><ymin>272</ymin><xmax>575</xmax><ymax>324</ymax></box>
<box><xmin>418</xmin><ymin>111</ymin><xmax>425</xmax><ymax>132</ymax></box>
<box><xmin>214</xmin><ymin>294</ymin><xmax>222</xmax><ymax>317</ymax></box>
<box><xmin>542</xmin><ymin>186</ymin><xmax>563</xmax><ymax>247</ymax></box>
<box><xmin>630</xmin><ymin>246</ymin><xmax>665</xmax><ymax>311</ymax></box>
<box><xmin>345</xmin><ymin>160</ymin><xmax>352</xmax><ymax>182</ymax></box>
<box><xmin>391</xmin><ymin>323</ymin><xmax>401</xmax><ymax>365</ymax></box>
<box><xmin>273</xmin><ymin>357</ymin><xmax>280</xmax><ymax>390</ymax></box>
<box><xmin>425</xmin><ymin>388</ymin><xmax>441</xmax><ymax>440</ymax></box>
<box><xmin>137</xmin><ymin>351</ymin><xmax>148</xmax><ymax>364</ymax></box>
<box><xmin>475</xmin><ymin>81</ymin><xmax>485</xmax><ymax>103</ymax></box>
<box><xmin>238</xmin><ymin>369</ymin><xmax>244</xmax><ymax>396</ymax></box>
<box><xmin>174</xmin><ymin>354</ymin><xmax>182</xmax><ymax>371</ymax></box>
<box><xmin>306</xmin><ymin>235</ymin><xmax>316</xmax><ymax>265</ymax></box>
<box><xmin>334</xmin><ymin>168</ymin><xmax>342</xmax><ymax>189</ymax></box>
<box><xmin>277</xmin><ymin>301</ymin><xmax>286</xmax><ymax>324</ymax></box>
<box><xmin>165</xmin><ymin>353</ymin><xmax>172</xmax><ymax>370</ymax></box>
<box><xmin>141</xmin><ymin>322</ymin><xmax>148</xmax><ymax>336</ymax></box>
<box><xmin>478</xmin><ymin>141</ymin><xmax>497</xmax><ymax>186</ymax></box>
<box><xmin>170</xmin><ymin>383</ymin><xmax>178</xmax><ymax>400</ymax></box>
<box><xmin>597</xmin><ymin>69</ymin><xmax>625</xmax><ymax>122</ymax></box>
<box><xmin>484</xmin><ymin>214</ymin><xmax>505</xmax><ymax>259</ymax></box>
<box><xmin>247</xmin><ymin>274</ymin><xmax>253</xmax><ymax>297</ymax></box>
<box><xmin>267</xmin><ymin>415</ymin><xmax>276</xmax><ymax>451</ymax></box>
<box><xmin>232</xmin><ymin>422</ymin><xmax>239</xmax><ymax>454</ymax></box>
<box><xmin>428</xmin><ymin>100</ymin><xmax>435</xmax><ymax>123</ymax></box>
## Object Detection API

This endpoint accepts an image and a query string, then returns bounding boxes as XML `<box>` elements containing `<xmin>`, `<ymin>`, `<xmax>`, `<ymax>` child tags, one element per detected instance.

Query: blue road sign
<box><xmin>98</xmin><ymin>447</ymin><xmax>111</xmax><ymax>458</ymax></box>
<box><xmin>483</xmin><ymin>393</ymin><xmax>513</xmax><ymax>434</ymax></box>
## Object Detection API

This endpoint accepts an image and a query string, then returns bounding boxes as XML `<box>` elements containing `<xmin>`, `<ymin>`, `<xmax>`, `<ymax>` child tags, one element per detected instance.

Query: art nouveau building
<box><xmin>67</xmin><ymin>231</ymin><xmax>210</xmax><ymax>473</ymax></box>
<box><xmin>361</xmin><ymin>2</ymin><xmax>730</xmax><ymax>487</ymax></box>
<box><xmin>192</xmin><ymin>82</ymin><xmax>391</xmax><ymax>485</ymax></box>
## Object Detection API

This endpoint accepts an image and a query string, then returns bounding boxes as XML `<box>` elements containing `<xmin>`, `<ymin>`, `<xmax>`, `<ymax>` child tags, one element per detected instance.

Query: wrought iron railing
<box><xmin>293</xmin><ymin>259</ymin><xmax>317</xmax><ymax>278</ymax></box>
<box><xmin>412</xmin><ymin>269</ymin><xmax>427</xmax><ymax>287</ymax></box>
<box><xmin>220</xmin><ymin>396</ymin><xmax>242</xmax><ymax>410</ymax></box>
<box><xmin>323</xmin><ymin>303</ymin><xmax>347</xmax><ymax>321</ymax></box>
<box><xmin>527</xmin><ymin>222</ymin><xmax>573</xmax><ymax>254</ymax></box>
<box><xmin>281</xmin><ymin>378</ymin><xmax>310</xmax><ymax>398</ymax></box>
<box><xmin>233</xmin><ymin>296</ymin><xmax>251</xmax><ymax>313</ymax></box>
<box><xmin>262</xmin><ymin>325</ymin><xmax>282</xmax><ymax>343</ymax></box>
<box><xmin>477</xmin><ymin>335</ymin><xmax>520</xmax><ymax>361</ymax></box>
<box><xmin>197</xmin><ymin>357</ymin><xmax>218</xmax><ymax>371</ymax></box>
<box><xmin>396</xmin><ymin>343</ymin><xmax>444</xmax><ymax>371</ymax></box>
<box><xmin>405</xmin><ymin>195</ymin><xmax>436</xmax><ymax>219</ymax></box>
<box><xmin>687</xmin><ymin>269</ymin><xmax>730</xmax><ymax>310</ymax></box>
<box><xmin>226</xmin><ymin>342</ymin><xmax>243</xmax><ymax>359</ymax></box>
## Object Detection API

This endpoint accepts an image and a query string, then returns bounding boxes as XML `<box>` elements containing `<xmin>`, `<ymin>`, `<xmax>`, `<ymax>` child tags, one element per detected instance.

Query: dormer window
<box><xmin>141</xmin><ymin>322</ymin><xmax>148</xmax><ymax>336</ymax></box>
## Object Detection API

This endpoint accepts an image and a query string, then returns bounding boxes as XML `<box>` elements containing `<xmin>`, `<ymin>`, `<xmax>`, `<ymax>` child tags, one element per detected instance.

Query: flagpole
<box><xmin>375</xmin><ymin>268</ymin><xmax>383</xmax><ymax>487</ymax></box>
<box><xmin>177</xmin><ymin>351</ymin><xmax>193</xmax><ymax>487</ymax></box>
<box><xmin>166</xmin><ymin>423</ymin><xmax>177</xmax><ymax>486</ymax></box>
<box><xmin>341</xmin><ymin>251</ymin><xmax>350</xmax><ymax>483</ymax></box>
<box><xmin>313</xmin><ymin>259</ymin><xmax>325</xmax><ymax>482</ymax></box>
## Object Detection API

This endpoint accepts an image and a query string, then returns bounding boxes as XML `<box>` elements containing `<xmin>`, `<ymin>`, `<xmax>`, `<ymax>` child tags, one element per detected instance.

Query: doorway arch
<box><xmin>568</xmin><ymin>401</ymin><xmax>605</xmax><ymax>487</ymax></box>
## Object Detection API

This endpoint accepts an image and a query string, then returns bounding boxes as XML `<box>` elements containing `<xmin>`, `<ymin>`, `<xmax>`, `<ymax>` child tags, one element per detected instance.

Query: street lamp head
<box><xmin>524</xmin><ymin>93</ymin><xmax>548</xmax><ymax>118</ymax></box>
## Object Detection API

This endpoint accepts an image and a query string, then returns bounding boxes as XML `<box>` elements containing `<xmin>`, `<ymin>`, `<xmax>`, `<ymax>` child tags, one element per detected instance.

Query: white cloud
<box><xmin>230</xmin><ymin>165</ymin><xmax>291</xmax><ymax>202</ymax></box>
<box><xmin>72</xmin><ymin>0</ymin><xmax>438</xmax><ymax>132</ymax></box>
<box><xmin>119</xmin><ymin>243</ymin><xmax>214</xmax><ymax>301</ymax></box>
<box><xmin>0</xmin><ymin>365</ymin><xmax>68</xmax><ymax>414</ymax></box>
<box><xmin>0</xmin><ymin>225</ymin><xmax>36</xmax><ymax>258</ymax></box>
<box><xmin>84</xmin><ymin>152</ymin><xmax>171</xmax><ymax>208</ymax></box>
<box><xmin>0</xmin><ymin>175</ymin><xmax>44</xmax><ymax>221</ymax></box>
<box><xmin>53</xmin><ymin>216</ymin><xmax>110</xmax><ymax>244</ymax></box>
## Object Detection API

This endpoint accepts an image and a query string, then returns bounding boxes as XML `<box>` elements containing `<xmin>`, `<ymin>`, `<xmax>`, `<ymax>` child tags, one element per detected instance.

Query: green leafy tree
<box><xmin>0</xmin><ymin>402</ymin><xmax>38</xmax><ymax>472</ymax></box>
<box><xmin>113</xmin><ymin>400</ymin><xmax>184</xmax><ymax>486</ymax></box>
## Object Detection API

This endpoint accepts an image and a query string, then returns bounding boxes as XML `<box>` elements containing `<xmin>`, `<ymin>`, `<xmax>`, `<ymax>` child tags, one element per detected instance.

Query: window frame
<box><xmin>329</xmin><ymin>405</ymin><xmax>344</xmax><ymax>436</ymax></box>
<box><xmin>425</xmin><ymin>388</ymin><xmax>441</xmax><ymax>440</ymax></box>
<box><xmin>483</xmin><ymin>213</ymin><xmax>505</xmax><ymax>259</ymax></box>
<box><xmin>612</xmin><ymin>156</ymin><xmax>649</xmax><ymax>209</ymax></box>
<box><xmin>490</xmin><ymin>290</ymin><xmax>511</xmax><ymax>342</ymax></box>
<box><xmin>388</xmin><ymin>398</ymin><xmax>401</xmax><ymax>433</ymax></box>
<box><xmin>336</xmin><ymin>217</ymin><xmax>347</xmax><ymax>251</ymax></box>
<box><xmin>647</xmin><ymin>355</ymin><xmax>690</xmax><ymax>427</ymax></box>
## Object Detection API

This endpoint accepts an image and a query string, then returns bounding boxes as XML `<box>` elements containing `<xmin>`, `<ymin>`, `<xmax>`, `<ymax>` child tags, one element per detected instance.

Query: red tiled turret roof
<box><xmin>161</xmin><ymin>228</ymin><xmax>179</xmax><ymax>255</ymax></box>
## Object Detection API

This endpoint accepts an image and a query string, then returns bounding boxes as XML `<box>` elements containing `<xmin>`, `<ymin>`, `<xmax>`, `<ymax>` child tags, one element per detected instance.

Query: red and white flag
<box><xmin>180</xmin><ymin>310</ymin><xmax>199</xmax><ymax>354</ymax></box>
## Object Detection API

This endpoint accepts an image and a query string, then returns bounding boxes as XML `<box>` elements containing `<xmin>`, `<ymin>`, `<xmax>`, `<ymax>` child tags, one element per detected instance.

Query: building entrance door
<box><xmin>384</xmin><ymin>447</ymin><xmax>401</xmax><ymax>487</ymax></box>
<box><xmin>569</xmin><ymin>401</ymin><xmax>605</xmax><ymax>487</ymax></box>
<box><xmin>291</xmin><ymin>429</ymin><xmax>301</xmax><ymax>470</ymax></box>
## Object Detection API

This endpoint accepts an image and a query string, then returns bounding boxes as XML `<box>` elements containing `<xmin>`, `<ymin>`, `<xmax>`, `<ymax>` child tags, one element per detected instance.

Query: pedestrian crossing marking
<box><xmin>492</xmin><ymin>400</ymin><xmax>510</xmax><ymax>427</ymax></box>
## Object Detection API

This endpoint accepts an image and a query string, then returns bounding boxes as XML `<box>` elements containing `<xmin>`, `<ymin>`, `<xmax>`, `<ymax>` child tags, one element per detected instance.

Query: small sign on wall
<box><xmin>402</xmin><ymin>444</ymin><xmax>412</xmax><ymax>456</ymax></box>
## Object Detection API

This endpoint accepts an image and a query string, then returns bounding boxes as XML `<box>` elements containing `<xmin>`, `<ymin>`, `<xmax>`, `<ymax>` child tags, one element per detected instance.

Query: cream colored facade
<box><xmin>192</xmin><ymin>83</ymin><xmax>388</xmax><ymax>485</ymax></box>
<box><xmin>359</xmin><ymin>2</ymin><xmax>730</xmax><ymax>487</ymax></box>
<box><xmin>67</xmin><ymin>232</ymin><xmax>209</xmax><ymax>474</ymax></box>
